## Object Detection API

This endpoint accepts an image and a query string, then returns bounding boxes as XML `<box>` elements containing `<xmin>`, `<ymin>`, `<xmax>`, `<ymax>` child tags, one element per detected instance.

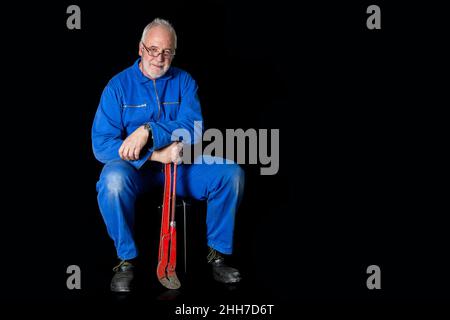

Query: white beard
<box><xmin>142</xmin><ymin>61</ymin><xmax>169</xmax><ymax>79</ymax></box>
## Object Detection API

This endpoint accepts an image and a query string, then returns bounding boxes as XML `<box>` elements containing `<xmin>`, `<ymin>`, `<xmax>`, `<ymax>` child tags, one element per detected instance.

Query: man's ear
<box><xmin>138</xmin><ymin>43</ymin><xmax>143</xmax><ymax>57</ymax></box>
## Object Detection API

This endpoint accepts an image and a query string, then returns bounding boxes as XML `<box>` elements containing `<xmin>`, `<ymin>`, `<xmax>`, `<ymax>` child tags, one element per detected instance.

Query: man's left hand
<box><xmin>119</xmin><ymin>125</ymin><xmax>150</xmax><ymax>161</ymax></box>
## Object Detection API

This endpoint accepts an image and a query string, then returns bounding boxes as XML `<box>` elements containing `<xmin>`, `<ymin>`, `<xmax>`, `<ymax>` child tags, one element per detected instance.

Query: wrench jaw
<box><xmin>158</xmin><ymin>272</ymin><xmax>181</xmax><ymax>290</ymax></box>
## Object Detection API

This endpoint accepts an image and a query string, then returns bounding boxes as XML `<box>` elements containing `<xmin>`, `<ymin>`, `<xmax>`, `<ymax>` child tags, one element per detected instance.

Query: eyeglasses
<box><xmin>142</xmin><ymin>43</ymin><xmax>176</xmax><ymax>59</ymax></box>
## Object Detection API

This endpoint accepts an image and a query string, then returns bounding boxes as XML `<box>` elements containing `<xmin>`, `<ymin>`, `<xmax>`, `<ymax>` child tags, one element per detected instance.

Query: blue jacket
<box><xmin>92</xmin><ymin>59</ymin><xmax>203</xmax><ymax>169</ymax></box>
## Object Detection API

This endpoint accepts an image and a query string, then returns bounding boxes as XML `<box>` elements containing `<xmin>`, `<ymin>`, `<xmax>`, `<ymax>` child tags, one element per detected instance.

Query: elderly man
<box><xmin>92</xmin><ymin>18</ymin><xmax>244</xmax><ymax>292</ymax></box>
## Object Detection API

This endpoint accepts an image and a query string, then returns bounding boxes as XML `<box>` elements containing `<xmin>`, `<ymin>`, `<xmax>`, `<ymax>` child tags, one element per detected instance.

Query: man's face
<box><xmin>139</xmin><ymin>26</ymin><xmax>175</xmax><ymax>79</ymax></box>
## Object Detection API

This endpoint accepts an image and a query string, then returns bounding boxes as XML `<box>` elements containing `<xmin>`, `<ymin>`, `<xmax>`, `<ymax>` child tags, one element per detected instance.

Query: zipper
<box><xmin>123</xmin><ymin>103</ymin><xmax>147</xmax><ymax>108</ymax></box>
<box><xmin>152</xmin><ymin>79</ymin><xmax>162</xmax><ymax>120</ymax></box>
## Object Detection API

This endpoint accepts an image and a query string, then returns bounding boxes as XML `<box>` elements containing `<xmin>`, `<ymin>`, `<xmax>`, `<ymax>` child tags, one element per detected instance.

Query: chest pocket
<box><xmin>122</xmin><ymin>101</ymin><xmax>151</xmax><ymax>127</ymax></box>
<box><xmin>161</xmin><ymin>101</ymin><xmax>180</xmax><ymax>120</ymax></box>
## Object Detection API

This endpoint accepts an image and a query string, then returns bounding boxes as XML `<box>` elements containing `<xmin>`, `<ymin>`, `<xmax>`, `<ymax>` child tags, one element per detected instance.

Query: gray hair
<box><xmin>141</xmin><ymin>18</ymin><xmax>177</xmax><ymax>49</ymax></box>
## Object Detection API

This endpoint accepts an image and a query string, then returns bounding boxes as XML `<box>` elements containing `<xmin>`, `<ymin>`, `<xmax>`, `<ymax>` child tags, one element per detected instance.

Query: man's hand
<box><xmin>119</xmin><ymin>125</ymin><xmax>149</xmax><ymax>161</ymax></box>
<box><xmin>150</xmin><ymin>142</ymin><xmax>183</xmax><ymax>164</ymax></box>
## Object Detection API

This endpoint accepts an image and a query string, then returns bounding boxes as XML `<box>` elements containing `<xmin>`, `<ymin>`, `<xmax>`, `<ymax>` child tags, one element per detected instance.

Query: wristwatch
<box><xmin>144</xmin><ymin>122</ymin><xmax>154</xmax><ymax>149</ymax></box>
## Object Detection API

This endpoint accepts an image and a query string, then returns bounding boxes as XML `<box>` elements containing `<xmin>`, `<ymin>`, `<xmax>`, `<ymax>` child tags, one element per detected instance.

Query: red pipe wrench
<box><xmin>157</xmin><ymin>163</ymin><xmax>181</xmax><ymax>289</ymax></box>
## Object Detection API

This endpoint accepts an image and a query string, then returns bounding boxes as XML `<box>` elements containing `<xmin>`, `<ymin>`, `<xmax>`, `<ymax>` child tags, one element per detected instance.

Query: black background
<box><xmin>2</xmin><ymin>0</ymin><xmax>448</xmax><ymax>316</ymax></box>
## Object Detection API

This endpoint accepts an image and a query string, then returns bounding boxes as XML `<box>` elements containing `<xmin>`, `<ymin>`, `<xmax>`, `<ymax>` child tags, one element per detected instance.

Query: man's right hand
<box><xmin>150</xmin><ymin>142</ymin><xmax>183</xmax><ymax>164</ymax></box>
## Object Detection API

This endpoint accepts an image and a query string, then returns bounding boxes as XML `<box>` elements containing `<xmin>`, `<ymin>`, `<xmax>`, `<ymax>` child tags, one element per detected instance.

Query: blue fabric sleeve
<box><xmin>91</xmin><ymin>83</ymin><xmax>152</xmax><ymax>170</ymax></box>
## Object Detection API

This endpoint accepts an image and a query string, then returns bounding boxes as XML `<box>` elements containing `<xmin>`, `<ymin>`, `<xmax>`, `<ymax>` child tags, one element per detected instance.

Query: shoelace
<box><xmin>113</xmin><ymin>260</ymin><xmax>132</xmax><ymax>272</ymax></box>
<box><xmin>207</xmin><ymin>248</ymin><xmax>224</xmax><ymax>264</ymax></box>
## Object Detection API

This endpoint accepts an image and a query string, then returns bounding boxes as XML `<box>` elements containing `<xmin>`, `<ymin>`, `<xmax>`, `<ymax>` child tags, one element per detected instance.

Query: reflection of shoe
<box><xmin>207</xmin><ymin>248</ymin><xmax>242</xmax><ymax>284</ymax></box>
<box><xmin>110</xmin><ymin>260</ymin><xmax>135</xmax><ymax>292</ymax></box>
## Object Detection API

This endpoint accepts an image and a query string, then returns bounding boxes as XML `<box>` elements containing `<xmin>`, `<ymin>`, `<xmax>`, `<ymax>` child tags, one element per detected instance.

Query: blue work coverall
<box><xmin>92</xmin><ymin>59</ymin><xmax>244</xmax><ymax>260</ymax></box>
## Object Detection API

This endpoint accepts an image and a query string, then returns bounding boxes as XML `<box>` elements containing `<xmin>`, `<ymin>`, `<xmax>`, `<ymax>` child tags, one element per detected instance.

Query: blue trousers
<box><xmin>96</xmin><ymin>157</ymin><xmax>245</xmax><ymax>260</ymax></box>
